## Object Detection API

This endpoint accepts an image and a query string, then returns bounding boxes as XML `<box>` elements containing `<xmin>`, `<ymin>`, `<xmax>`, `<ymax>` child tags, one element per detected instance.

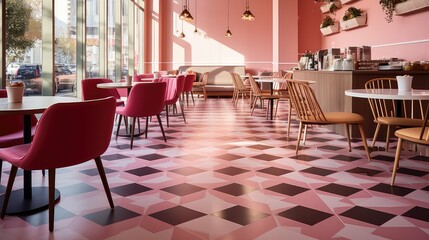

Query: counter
<box><xmin>292</xmin><ymin>70</ymin><xmax>429</xmax><ymax>138</ymax></box>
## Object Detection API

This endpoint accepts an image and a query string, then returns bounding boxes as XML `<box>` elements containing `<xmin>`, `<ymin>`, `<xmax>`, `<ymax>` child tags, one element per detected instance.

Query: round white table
<box><xmin>345</xmin><ymin>89</ymin><xmax>429</xmax><ymax>100</ymax></box>
<box><xmin>0</xmin><ymin>96</ymin><xmax>80</xmax><ymax>215</ymax></box>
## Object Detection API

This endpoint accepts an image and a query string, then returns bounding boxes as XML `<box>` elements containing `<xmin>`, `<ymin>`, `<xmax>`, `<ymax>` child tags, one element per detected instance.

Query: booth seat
<box><xmin>177</xmin><ymin>65</ymin><xmax>245</xmax><ymax>97</ymax></box>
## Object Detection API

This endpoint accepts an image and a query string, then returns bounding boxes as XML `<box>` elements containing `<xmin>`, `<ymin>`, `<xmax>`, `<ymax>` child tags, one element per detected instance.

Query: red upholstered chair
<box><xmin>0</xmin><ymin>89</ymin><xmax>38</xmax><ymax>182</ymax></box>
<box><xmin>0</xmin><ymin>97</ymin><xmax>116</xmax><ymax>232</ymax></box>
<box><xmin>115</xmin><ymin>82</ymin><xmax>167</xmax><ymax>148</ymax></box>
<box><xmin>164</xmin><ymin>75</ymin><xmax>186</xmax><ymax>127</ymax></box>
<box><xmin>183</xmin><ymin>74</ymin><xmax>196</xmax><ymax>106</ymax></box>
<box><xmin>81</xmin><ymin>78</ymin><xmax>124</xmax><ymax>106</ymax></box>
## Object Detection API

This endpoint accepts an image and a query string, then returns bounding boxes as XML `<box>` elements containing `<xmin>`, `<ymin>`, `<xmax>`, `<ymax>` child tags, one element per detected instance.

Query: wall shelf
<box><xmin>320</xmin><ymin>1</ymin><xmax>342</xmax><ymax>13</ymax></box>
<box><xmin>395</xmin><ymin>0</ymin><xmax>429</xmax><ymax>15</ymax></box>
<box><xmin>340</xmin><ymin>0</ymin><xmax>359</xmax><ymax>4</ymax></box>
<box><xmin>320</xmin><ymin>22</ymin><xmax>340</xmax><ymax>36</ymax></box>
<box><xmin>340</xmin><ymin>13</ymin><xmax>367</xmax><ymax>30</ymax></box>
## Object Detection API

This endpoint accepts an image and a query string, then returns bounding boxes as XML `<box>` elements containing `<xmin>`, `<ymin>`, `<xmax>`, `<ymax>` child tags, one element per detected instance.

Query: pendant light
<box><xmin>193</xmin><ymin>0</ymin><xmax>198</xmax><ymax>33</ymax></box>
<box><xmin>179</xmin><ymin>20</ymin><xmax>185</xmax><ymax>38</ymax></box>
<box><xmin>225</xmin><ymin>0</ymin><xmax>232</xmax><ymax>37</ymax></box>
<box><xmin>179</xmin><ymin>0</ymin><xmax>193</xmax><ymax>22</ymax></box>
<box><xmin>242</xmin><ymin>0</ymin><xmax>255</xmax><ymax>21</ymax></box>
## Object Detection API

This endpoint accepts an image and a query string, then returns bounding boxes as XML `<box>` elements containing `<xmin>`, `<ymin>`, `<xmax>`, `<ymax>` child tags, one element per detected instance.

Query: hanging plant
<box><xmin>379</xmin><ymin>0</ymin><xmax>407</xmax><ymax>23</ymax></box>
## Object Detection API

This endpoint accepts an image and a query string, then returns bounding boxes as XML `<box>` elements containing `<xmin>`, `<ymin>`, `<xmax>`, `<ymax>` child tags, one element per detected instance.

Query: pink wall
<box><xmin>153</xmin><ymin>0</ymin><xmax>429</xmax><ymax>74</ymax></box>
<box><xmin>317</xmin><ymin>0</ymin><xmax>429</xmax><ymax>61</ymax></box>
<box><xmin>159</xmin><ymin>0</ymin><xmax>298</xmax><ymax>74</ymax></box>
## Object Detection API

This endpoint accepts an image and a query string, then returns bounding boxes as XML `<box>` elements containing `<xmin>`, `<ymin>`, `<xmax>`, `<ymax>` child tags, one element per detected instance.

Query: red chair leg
<box><xmin>94</xmin><ymin>156</ymin><xmax>114</xmax><ymax>208</ymax></box>
<box><xmin>157</xmin><ymin>114</ymin><xmax>167</xmax><ymax>142</ymax></box>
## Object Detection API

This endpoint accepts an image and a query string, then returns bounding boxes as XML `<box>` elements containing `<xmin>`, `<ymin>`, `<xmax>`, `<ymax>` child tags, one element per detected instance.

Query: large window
<box><xmin>6</xmin><ymin>0</ymin><xmax>42</xmax><ymax>96</ymax></box>
<box><xmin>3</xmin><ymin>0</ymin><xmax>145</xmax><ymax>94</ymax></box>
<box><xmin>54</xmin><ymin>0</ymin><xmax>77</xmax><ymax>96</ymax></box>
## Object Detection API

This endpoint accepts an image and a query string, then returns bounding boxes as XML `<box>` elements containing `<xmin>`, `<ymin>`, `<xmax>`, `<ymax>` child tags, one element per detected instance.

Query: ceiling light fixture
<box><xmin>179</xmin><ymin>0</ymin><xmax>193</xmax><ymax>22</ymax></box>
<box><xmin>242</xmin><ymin>0</ymin><xmax>255</xmax><ymax>21</ymax></box>
<box><xmin>225</xmin><ymin>0</ymin><xmax>232</xmax><ymax>37</ymax></box>
<box><xmin>193</xmin><ymin>0</ymin><xmax>198</xmax><ymax>33</ymax></box>
<box><xmin>179</xmin><ymin>20</ymin><xmax>186</xmax><ymax>38</ymax></box>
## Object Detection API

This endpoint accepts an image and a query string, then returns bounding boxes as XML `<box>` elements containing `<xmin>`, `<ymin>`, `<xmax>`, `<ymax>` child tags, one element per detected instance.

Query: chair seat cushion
<box><xmin>0</xmin><ymin>144</ymin><xmax>31</xmax><ymax>168</ymax></box>
<box><xmin>0</xmin><ymin>127</ymin><xmax>37</xmax><ymax>148</ymax></box>
<box><xmin>395</xmin><ymin>127</ymin><xmax>429</xmax><ymax>145</ymax></box>
<box><xmin>302</xmin><ymin>112</ymin><xmax>364</xmax><ymax>124</ymax></box>
<box><xmin>377</xmin><ymin>117</ymin><xmax>424</xmax><ymax>127</ymax></box>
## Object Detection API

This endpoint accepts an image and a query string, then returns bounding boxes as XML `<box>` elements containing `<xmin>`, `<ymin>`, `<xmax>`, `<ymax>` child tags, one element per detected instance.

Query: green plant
<box><xmin>342</xmin><ymin>7</ymin><xmax>362</xmax><ymax>21</ymax></box>
<box><xmin>320</xmin><ymin>15</ymin><xmax>335</xmax><ymax>28</ymax></box>
<box><xmin>379</xmin><ymin>0</ymin><xmax>407</xmax><ymax>23</ymax></box>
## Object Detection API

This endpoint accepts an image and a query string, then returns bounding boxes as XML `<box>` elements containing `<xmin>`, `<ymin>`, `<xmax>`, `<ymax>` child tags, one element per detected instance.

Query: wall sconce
<box><xmin>242</xmin><ymin>0</ymin><xmax>255</xmax><ymax>21</ymax></box>
<box><xmin>225</xmin><ymin>0</ymin><xmax>232</xmax><ymax>37</ymax></box>
<box><xmin>179</xmin><ymin>0</ymin><xmax>193</xmax><ymax>22</ymax></box>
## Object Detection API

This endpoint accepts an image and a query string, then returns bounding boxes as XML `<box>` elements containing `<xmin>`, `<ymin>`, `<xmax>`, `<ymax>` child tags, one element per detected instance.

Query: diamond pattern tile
<box><xmin>278</xmin><ymin>206</ymin><xmax>333</xmax><ymax>226</ymax></box>
<box><xmin>340</xmin><ymin>206</ymin><xmax>396</xmax><ymax>226</ymax></box>
<box><xmin>212</xmin><ymin>205</ymin><xmax>269</xmax><ymax>226</ymax></box>
<box><xmin>317</xmin><ymin>183</ymin><xmax>361</xmax><ymax>197</ymax></box>
<box><xmin>149</xmin><ymin>206</ymin><xmax>206</xmax><ymax>226</ymax></box>
<box><xmin>2</xmin><ymin>98</ymin><xmax>429</xmax><ymax>239</ymax></box>
<box><xmin>266</xmin><ymin>183</ymin><xmax>309</xmax><ymax>196</ymax></box>
<box><xmin>161</xmin><ymin>183</ymin><xmax>205</xmax><ymax>196</ymax></box>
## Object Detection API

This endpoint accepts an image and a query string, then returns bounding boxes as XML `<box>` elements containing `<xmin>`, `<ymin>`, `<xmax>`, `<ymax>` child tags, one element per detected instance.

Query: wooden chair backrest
<box><xmin>286</xmin><ymin>79</ymin><xmax>327</xmax><ymax>122</ymax></box>
<box><xmin>365</xmin><ymin>78</ymin><xmax>423</xmax><ymax>120</ymax></box>
<box><xmin>247</xmin><ymin>73</ymin><xmax>263</xmax><ymax>96</ymax></box>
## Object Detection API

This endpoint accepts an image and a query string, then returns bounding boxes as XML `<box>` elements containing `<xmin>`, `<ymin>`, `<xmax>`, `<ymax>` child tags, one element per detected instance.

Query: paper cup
<box><xmin>396</xmin><ymin>75</ymin><xmax>413</xmax><ymax>92</ymax></box>
<box><xmin>6</xmin><ymin>86</ymin><xmax>24</xmax><ymax>103</ymax></box>
<box><xmin>126</xmin><ymin>75</ymin><xmax>132</xmax><ymax>85</ymax></box>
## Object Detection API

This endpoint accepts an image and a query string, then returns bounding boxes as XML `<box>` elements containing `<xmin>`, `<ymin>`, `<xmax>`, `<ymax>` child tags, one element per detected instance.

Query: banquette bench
<box><xmin>177</xmin><ymin>65</ymin><xmax>246</xmax><ymax>97</ymax></box>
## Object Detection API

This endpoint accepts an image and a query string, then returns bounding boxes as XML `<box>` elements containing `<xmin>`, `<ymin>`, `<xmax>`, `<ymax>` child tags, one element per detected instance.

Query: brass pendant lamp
<box><xmin>225</xmin><ymin>0</ymin><xmax>232</xmax><ymax>37</ymax></box>
<box><xmin>179</xmin><ymin>0</ymin><xmax>194</xmax><ymax>22</ymax></box>
<box><xmin>242</xmin><ymin>0</ymin><xmax>255</xmax><ymax>21</ymax></box>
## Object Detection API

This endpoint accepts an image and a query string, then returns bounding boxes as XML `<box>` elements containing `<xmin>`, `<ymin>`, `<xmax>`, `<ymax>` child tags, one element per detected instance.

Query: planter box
<box><xmin>320</xmin><ymin>1</ymin><xmax>342</xmax><ymax>13</ymax></box>
<box><xmin>395</xmin><ymin>0</ymin><xmax>429</xmax><ymax>15</ymax></box>
<box><xmin>320</xmin><ymin>22</ymin><xmax>340</xmax><ymax>36</ymax></box>
<box><xmin>340</xmin><ymin>0</ymin><xmax>358</xmax><ymax>4</ymax></box>
<box><xmin>340</xmin><ymin>13</ymin><xmax>367</xmax><ymax>30</ymax></box>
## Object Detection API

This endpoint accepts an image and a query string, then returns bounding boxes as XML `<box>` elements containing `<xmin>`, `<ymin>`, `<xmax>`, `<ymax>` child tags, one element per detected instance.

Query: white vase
<box><xmin>396</xmin><ymin>75</ymin><xmax>413</xmax><ymax>92</ymax></box>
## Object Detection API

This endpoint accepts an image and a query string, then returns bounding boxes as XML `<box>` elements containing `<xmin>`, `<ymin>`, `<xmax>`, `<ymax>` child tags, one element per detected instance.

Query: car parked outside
<box><xmin>15</xmin><ymin>64</ymin><xmax>42</xmax><ymax>94</ymax></box>
<box><xmin>55</xmin><ymin>64</ymin><xmax>76</xmax><ymax>93</ymax></box>
<box><xmin>6</xmin><ymin>62</ymin><xmax>21</xmax><ymax>79</ymax></box>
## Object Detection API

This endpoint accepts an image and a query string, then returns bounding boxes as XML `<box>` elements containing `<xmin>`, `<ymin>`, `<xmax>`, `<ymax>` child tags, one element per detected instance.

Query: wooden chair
<box><xmin>192</xmin><ymin>72</ymin><xmax>208</xmax><ymax>100</ymax></box>
<box><xmin>247</xmin><ymin>74</ymin><xmax>280</xmax><ymax>118</ymax></box>
<box><xmin>365</xmin><ymin>78</ymin><xmax>424</xmax><ymax>151</ymax></box>
<box><xmin>287</xmin><ymin>79</ymin><xmax>371</xmax><ymax>160</ymax></box>
<box><xmin>391</xmin><ymin>103</ymin><xmax>429</xmax><ymax>186</ymax></box>
<box><xmin>230</xmin><ymin>72</ymin><xmax>251</xmax><ymax>106</ymax></box>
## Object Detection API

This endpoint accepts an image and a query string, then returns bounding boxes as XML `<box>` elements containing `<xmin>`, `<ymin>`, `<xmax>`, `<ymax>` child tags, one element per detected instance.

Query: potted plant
<box><xmin>317</xmin><ymin>0</ymin><xmax>342</xmax><ymax>14</ymax></box>
<box><xmin>394</xmin><ymin>0</ymin><xmax>429</xmax><ymax>15</ymax></box>
<box><xmin>340</xmin><ymin>7</ymin><xmax>367</xmax><ymax>30</ymax></box>
<box><xmin>320</xmin><ymin>15</ymin><xmax>340</xmax><ymax>35</ymax></box>
<box><xmin>379</xmin><ymin>0</ymin><xmax>407</xmax><ymax>23</ymax></box>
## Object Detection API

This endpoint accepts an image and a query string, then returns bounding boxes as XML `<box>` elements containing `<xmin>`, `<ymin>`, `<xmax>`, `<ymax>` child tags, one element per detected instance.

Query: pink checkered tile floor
<box><xmin>1</xmin><ymin>97</ymin><xmax>429</xmax><ymax>239</ymax></box>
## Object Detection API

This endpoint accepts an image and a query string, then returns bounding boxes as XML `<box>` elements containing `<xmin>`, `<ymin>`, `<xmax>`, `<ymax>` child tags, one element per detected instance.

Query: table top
<box><xmin>0</xmin><ymin>96</ymin><xmax>80</xmax><ymax>115</ymax></box>
<box><xmin>255</xmin><ymin>78</ymin><xmax>286</xmax><ymax>83</ymax></box>
<box><xmin>97</xmin><ymin>82</ymin><xmax>147</xmax><ymax>89</ymax></box>
<box><xmin>345</xmin><ymin>89</ymin><xmax>429</xmax><ymax>100</ymax></box>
